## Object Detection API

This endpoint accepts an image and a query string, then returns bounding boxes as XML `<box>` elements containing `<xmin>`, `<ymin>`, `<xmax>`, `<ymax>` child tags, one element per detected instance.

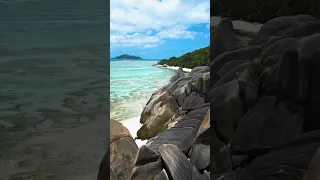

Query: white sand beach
<box><xmin>119</xmin><ymin>64</ymin><xmax>192</xmax><ymax>148</ymax></box>
<box><xmin>155</xmin><ymin>64</ymin><xmax>193</xmax><ymax>73</ymax></box>
<box><xmin>120</xmin><ymin>116</ymin><xmax>148</xmax><ymax>148</ymax></box>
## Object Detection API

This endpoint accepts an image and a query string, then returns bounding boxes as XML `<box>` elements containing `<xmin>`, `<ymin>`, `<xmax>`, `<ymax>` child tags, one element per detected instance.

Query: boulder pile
<box><xmin>209</xmin><ymin>14</ymin><xmax>320</xmax><ymax>180</ymax></box>
<box><xmin>98</xmin><ymin>120</ymin><xmax>138</xmax><ymax>180</ymax></box>
<box><xmin>101</xmin><ymin>14</ymin><xmax>320</xmax><ymax>180</ymax></box>
<box><xmin>131</xmin><ymin>65</ymin><xmax>211</xmax><ymax>179</ymax></box>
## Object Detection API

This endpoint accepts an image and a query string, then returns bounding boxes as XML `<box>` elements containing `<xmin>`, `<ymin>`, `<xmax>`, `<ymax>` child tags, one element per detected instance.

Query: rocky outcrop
<box><xmin>129</xmin><ymin>66</ymin><xmax>210</xmax><ymax>178</ymax></box>
<box><xmin>137</xmin><ymin>66</ymin><xmax>209</xmax><ymax>140</ymax></box>
<box><xmin>303</xmin><ymin>148</ymin><xmax>320</xmax><ymax>180</ymax></box>
<box><xmin>104</xmin><ymin>14</ymin><xmax>320</xmax><ymax>180</ymax></box>
<box><xmin>100</xmin><ymin>120</ymin><xmax>138</xmax><ymax>180</ymax></box>
<box><xmin>209</xmin><ymin>15</ymin><xmax>320</xmax><ymax>180</ymax></box>
<box><xmin>211</xmin><ymin>18</ymin><xmax>237</xmax><ymax>60</ymax></box>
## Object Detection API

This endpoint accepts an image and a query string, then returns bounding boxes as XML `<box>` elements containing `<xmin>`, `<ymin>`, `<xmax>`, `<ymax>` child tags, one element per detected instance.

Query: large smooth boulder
<box><xmin>162</xmin><ymin>107</ymin><xmax>185</xmax><ymax>131</ymax></box>
<box><xmin>133</xmin><ymin>145</ymin><xmax>160</xmax><ymax>166</ymax></box>
<box><xmin>166</xmin><ymin>76</ymin><xmax>192</xmax><ymax>94</ymax></box>
<box><xmin>213</xmin><ymin>145</ymin><xmax>232</xmax><ymax>174</ymax></box>
<box><xmin>189</xmin><ymin>66</ymin><xmax>210</xmax><ymax>77</ymax></box>
<box><xmin>217</xmin><ymin>60</ymin><xmax>249</xmax><ymax>78</ymax></box>
<box><xmin>263</xmin><ymin>50</ymin><xmax>309</xmax><ymax>104</ymax></box>
<box><xmin>208</xmin><ymin>14</ymin><xmax>320</xmax><ymax>180</ymax></box>
<box><xmin>195</xmin><ymin>73</ymin><xmax>211</xmax><ymax>95</ymax></box>
<box><xmin>140</xmin><ymin>91</ymin><xmax>170</xmax><ymax>124</ymax></box>
<box><xmin>98</xmin><ymin>150</ymin><xmax>111</xmax><ymax>180</ymax></box>
<box><xmin>192</xmin><ymin>166</ymin><xmax>210</xmax><ymax>180</ymax></box>
<box><xmin>230</xmin><ymin>96</ymin><xmax>303</xmax><ymax>154</ymax></box>
<box><xmin>182</xmin><ymin>92</ymin><xmax>205</xmax><ymax>111</ymax></box>
<box><xmin>211</xmin><ymin>18</ymin><xmax>237</xmax><ymax>61</ymax></box>
<box><xmin>137</xmin><ymin>96</ymin><xmax>179</xmax><ymax>140</ymax></box>
<box><xmin>210</xmin><ymin>45</ymin><xmax>261</xmax><ymax>84</ymax></box>
<box><xmin>172</xmin><ymin>81</ymin><xmax>192</xmax><ymax>106</ymax></box>
<box><xmin>130</xmin><ymin>160</ymin><xmax>162</xmax><ymax>180</ymax></box>
<box><xmin>303</xmin><ymin>148</ymin><xmax>320</xmax><ymax>180</ymax></box>
<box><xmin>189</xmin><ymin>109</ymin><xmax>211</xmax><ymax>170</ymax></box>
<box><xmin>159</xmin><ymin>144</ymin><xmax>197</xmax><ymax>180</ymax></box>
<box><xmin>212</xmin><ymin>61</ymin><xmax>251</xmax><ymax>88</ymax></box>
<box><xmin>221</xmin><ymin>130</ymin><xmax>320</xmax><ymax>180</ymax></box>
<box><xmin>208</xmin><ymin>80</ymin><xmax>245</xmax><ymax>143</ymax></box>
<box><xmin>170</xmin><ymin>67</ymin><xmax>184</xmax><ymax>82</ymax></box>
<box><xmin>303</xmin><ymin>36</ymin><xmax>320</xmax><ymax>132</ymax></box>
<box><xmin>148</xmin><ymin>105</ymin><xmax>209</xmax><ymax>153</ymax></box>
<box><xmin>110</xmin><ymin>167</ymin><xmax>118</xmax><ymax>180</ymax></box>
<box><xmin>250</xmin><ymin>15</ymin><xmax>319</xmax><ymax>45</ymax></box>
<box><xmin>109</xmin><ymin>120</ymin><xmax>138</xmax><ymax>180</ymax></box>
<box><xmin>260</xmin><ymin>37</ymin><xmax>298</xmax><ymax>61</ymax></box>
<box><xmin>154</xmin><ymin>169</ymin><xmax>170</xmax><ymax>180</ymax></box>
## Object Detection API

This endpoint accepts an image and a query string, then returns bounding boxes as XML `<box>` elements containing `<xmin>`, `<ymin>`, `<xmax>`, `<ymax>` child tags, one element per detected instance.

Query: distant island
<box><xmin>114</xmin><ymin>54</ymin><xmax>143</xmax><ymax>60</ymax></box>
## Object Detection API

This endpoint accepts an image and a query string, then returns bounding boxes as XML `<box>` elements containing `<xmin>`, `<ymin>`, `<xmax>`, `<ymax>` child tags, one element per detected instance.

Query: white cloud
<box><xmin>157</xmin><ymin>25</ymin><xmax>197</xmax><ymax>39</ymax></box>
<box><xmin>111</xmin><ymin>33</ymin><xmax>160</xmax><ymax>47</ymax></box>
<box><xmin>143</xmin><ymin>44</ymin><xmax>158</xmax><ymax>48</ymax></box>
<box><xmin>110</xmin><ymin>0</ymin><xmax>209</xmax><ymax>48</ymax></box>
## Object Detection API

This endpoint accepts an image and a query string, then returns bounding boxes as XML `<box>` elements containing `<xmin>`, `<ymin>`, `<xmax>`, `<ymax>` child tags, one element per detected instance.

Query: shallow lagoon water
<box><xmin>110</xmin><ymin>60</ymin><xmax>175</xmax><ymax>121</ymax></box>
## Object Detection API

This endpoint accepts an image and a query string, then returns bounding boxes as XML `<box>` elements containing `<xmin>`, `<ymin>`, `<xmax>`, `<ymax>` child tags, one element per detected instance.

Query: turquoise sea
<box><xmin>110</xmin><ymin>60</ymin><xmax>175</xmax><ymax>121</ymax></box>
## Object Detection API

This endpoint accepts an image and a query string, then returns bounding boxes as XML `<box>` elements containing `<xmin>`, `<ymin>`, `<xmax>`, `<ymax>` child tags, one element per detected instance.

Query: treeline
<box><xmin>158</xmin><ymin>46</ymin><xmax>209</xmax><ymax>68</ymax></box>
<box><xmin>211</xmin><ymin>0</ymin><xmax>320</xmax><ymax>23</ymax></box>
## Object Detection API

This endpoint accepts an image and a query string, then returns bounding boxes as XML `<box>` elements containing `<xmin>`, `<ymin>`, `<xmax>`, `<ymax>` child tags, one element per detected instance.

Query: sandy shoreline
<box><xmin>116</xmin><ymin>63</ymin><xmax>186</xmax><ymax>148</ymax></box>
<box><xmin>155</xmin><ymin>64</ymin><xmax>192</xmax><ymax>73</ymax></box>
<box><xmin>113</xmin><ymin>63</ymin><xmax>178</xmax><ymax>148</ymax></box>
<box><xmin>120</xmin><ymin>116</ymin><xmax>148</xmax><ymax>148</ymax></box>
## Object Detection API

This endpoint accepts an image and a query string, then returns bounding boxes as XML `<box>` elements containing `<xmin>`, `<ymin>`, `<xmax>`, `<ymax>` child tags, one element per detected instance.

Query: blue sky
<box><xmin>110</xmin><ymin>0</ymin><xmax>210</xmax><ymax>59</ymax></box>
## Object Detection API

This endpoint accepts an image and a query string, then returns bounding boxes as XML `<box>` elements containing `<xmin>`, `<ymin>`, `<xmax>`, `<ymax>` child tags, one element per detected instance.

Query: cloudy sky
<box><xmin>110</xmin><ymin>0</ymin><xmax>210</xmax><ymax>59</ymax></box>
